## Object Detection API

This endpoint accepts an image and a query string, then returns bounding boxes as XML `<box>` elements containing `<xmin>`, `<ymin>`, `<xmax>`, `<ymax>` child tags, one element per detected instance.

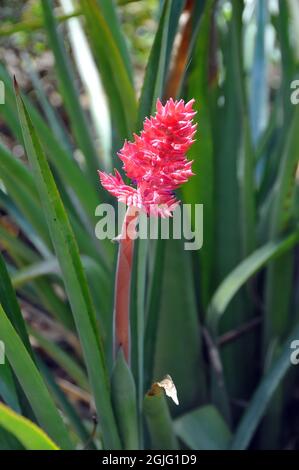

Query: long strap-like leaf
<box><xmin>0</xmin><ymin>304</ymin><xmax>72</xmax><ymax>449</ymax></box>
<box><xmin>14</xmin><ymin>80</ymin><xmax>121</xmax><ymax>449</ymax></box>
<box><xmin>231</xmin><ymin>320</ymin><xmax>299</xmax><ymax>449</ymax></box>
<box><xmin>0</xmin><ymin>403</ymin><xmax>59</xmax><ymax>450</ymax></box>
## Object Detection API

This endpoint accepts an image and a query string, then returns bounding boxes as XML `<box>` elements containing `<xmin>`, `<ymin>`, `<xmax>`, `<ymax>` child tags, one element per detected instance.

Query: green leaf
<box><xmin>0</xmin><ymin>251</ymin><xmax>32</xmax><ymax>354</ymax></box>
<box><xmin>11</xmin><ymin>254</ymin><xmax>109</xmax><ymax>334</ymax></box>
<box><xmin>29</xmin><ymin>327</ymin><xmax>89</xmax><ymax>391</ymax></box>
<box><xmin>111</xmin><ymin>350</ymin><xmax>139</xmax><ymax>450</ymax></box>
<box><xmin>0</xmin><ymin>224</ymin><xmax>38</xmax><ymax>265</ymax></box>
<box><xmin>250</xmin><ymin>0</ymin><xmax>268</xmax><ymax>145</ymax></box>
<box><xmin>131</xmin><ymin>238</ymin><xmax>148</xmax><ymax>424</ymax></box>
<box><xmin>0</xmin><ymin>218</ymin><xmax>73</xmax><ymax>330</ymax></box>
<box><xmin>214</xmin><ymin>0</ymin><xmax>244</xmax><ymax>282</ymax></box>
<box><xmin>41</xmin><ymin>0</ymin><xmax>100</xmax><ymax>180</ymax></box>
<box><xmin>212</xmin><ymin>0</ymin><xmax>250</xmax><ymax>398</ymax></box>
<box><xmin>0</xmin><ymin>426</ymin><xmax>24</xmax><ymax>450</ymax></box>
<box><xmin>81</xmin><ymin>0</ymin><xmax>137</xmax><ymax>139</ymax></box>
<box><xmin>238</xmin><ymin>117</ymin><xmax>256</xmax><ymax>257</ymax></box>
<box><xmin>14</xmin><ymin>81</ymin><xmax>121</xmax><ymax>450</ymax></box>
<box><xmin>0</xmin><ymin>188</ymin><xmax>50</xmax><ymax>259</ymax></box>
<box><xmin>138</xmin><ymin>0</ymin><xmax>178</xmax><ymax>125</ymax></box>
<box><xmin>277</xmin><ymin>0</ymin><xmax>296</xmax><ymax>120</ymax></box>
<box><xmin>0</xmin><ymin>361</ymin><xmax>21</xmax><ymax>413</ymax></box>
<box><xmin>0</xmin><ymin>142</ymin><xmax>52</xmax><ymax>248</ymax></box>
<box><xmin>183</xmin><ymin>0</ymin><xmax>215</xmax><ymax>307</ymax></box>
<box><xmin>153</xmin><ymin>237</ymin><xmax>206</xmax><ymax>409</ymax></box>
<box><xmin>0</xmin><ymin>65</ymin><xmax>100</xmax><ymax>229</ymax></box>
<box><xmin>11</xmin><ymin>256</ymin><xmax>107</xmax><ymax>290</ymax></box>
<box><xmin>22</xmin><ymin>52</ymin><xmax>71</xmax><ymax>154</ymax></box>
<box><xmin>264</xmin><ymin>105</ymin><xmax>299</xmax><ymax>346</ymax></box>
<box><xmin>37</xmin><ymin>358</ymin><xmax>95</xmax><ymax>449</ymax></box>
<box><xmin>231</xmin><ymin>320</ymin><xmax>299</xmax><ymax>449</ymax></box>
<box><xmin>0</xmin><ymin>403</ymin><xmax>59</xmax><ymax>450</ymax></box>
<box><xmin>175</xmin><ymin>405</ymin><xmax>232</xmax><ymax>450</ymax></box>
<box><xmin>0</xmin><ymin>10</ymin><xmax>82</xmax><ymax>37</ymax></box>
<box><xmin>229</xmin><ymin>0</ymin><xmax>256</xmax><ymax>259</ymax></box>
<box><xmin>207</xmin><ymin>229</ymin><xmax>299</xmax><ymax>335</ymax></box>
<box><xmin>96</xmin><ymin>0</ymin><xmax>133</xmax><ymax>82</ymax></box>
<box><xmin>164</xmin><ymin>0</ymin><xmax>186</xmax><ymax>76</ymax></box>
<box><xmin>261</xmin><ymin>44</ymin><xmax>299</xmax><ymax>449</ymax></box>
<box><xmin>31</xmin><ymin>277</ymin><xmax>74</xmax><ymax>330</ymax></box>
<box><xmin>0</xmin><ymin>252</ymin><xmax>29</xmax><ymax>416</ymax></box>
<box><xmin>11</xmin><ymin>258</ymin><xmax>60</xmax><ymax>288</ymax></box>
<box><xmin>0</xmin><ymin>304</ymin><xmax>72</xmax><ymax>449</ymax></box>
<box><xmin>143</xmin><ymin>384</ymin><xmax>178</xmax><ymax>450</ymax></box>
<box><xmin>144</xmin><ymin>237</ymin><xmax>165</xmax><ymax>391</ymax></box>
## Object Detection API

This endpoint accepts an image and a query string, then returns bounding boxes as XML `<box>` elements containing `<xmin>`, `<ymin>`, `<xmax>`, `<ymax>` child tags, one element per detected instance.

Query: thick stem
<box><xmin>113</xmin><ymin>206</ymin><xmax>139</xmax><ymax>364</ymax></box>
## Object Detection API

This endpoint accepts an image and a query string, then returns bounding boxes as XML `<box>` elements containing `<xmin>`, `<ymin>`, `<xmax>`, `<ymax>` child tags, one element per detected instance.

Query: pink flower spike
<box><xmin>98</xmin><ymin>98</ymin><xmax>197</xmax><ymax>365</ymax></box>
<box><xmin>99</xmin><ymin>98</ymin><xmax>197</xmax><ymax>217</ymax></box>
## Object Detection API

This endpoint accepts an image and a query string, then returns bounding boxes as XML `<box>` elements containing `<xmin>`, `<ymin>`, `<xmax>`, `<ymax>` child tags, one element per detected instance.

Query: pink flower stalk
<box><xmin>99</xmin><ymin>98</ymin><xmax>196</xmax><ymax>217</ymax></box>
<box><xmin>113</xmin><ymin>205</ymin><xmax>138</xmax><ymax>364</ymax></box>
<box><xmin>99</xmin><ymin>98</ymin><xmax>197</xmax><ymax>363</ymax></box>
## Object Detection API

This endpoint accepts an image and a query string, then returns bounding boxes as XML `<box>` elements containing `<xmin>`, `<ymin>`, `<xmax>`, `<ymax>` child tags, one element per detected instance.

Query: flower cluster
<box><xmin>99</xmin><ymin>98</ymin><xmax>197</xmax><ymax>217</ymax></box>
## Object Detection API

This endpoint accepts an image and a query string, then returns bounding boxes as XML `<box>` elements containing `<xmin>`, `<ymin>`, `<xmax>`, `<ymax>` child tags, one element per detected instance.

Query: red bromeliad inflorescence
<box><xmin>98</xmin><ymin>98</ymin><xmax>197</xmax><ymax>363</ymax></box>
<box><xmin>99</xmin><ymin>98</ymin><xmax>197</xmax><ymax>217</ymax></box>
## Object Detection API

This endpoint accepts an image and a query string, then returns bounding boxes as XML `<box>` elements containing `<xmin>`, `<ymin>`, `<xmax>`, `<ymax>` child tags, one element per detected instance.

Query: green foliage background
<box><xmin>0</xmin><ymin>0</ymin><xmax>299</xmax><ymax>450</ymax></box>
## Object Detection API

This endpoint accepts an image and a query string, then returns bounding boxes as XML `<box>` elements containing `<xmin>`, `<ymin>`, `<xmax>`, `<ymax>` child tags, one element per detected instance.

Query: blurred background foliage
<box><xmin>0</xmin><ymin>0</ymin><xmax>299</xmax><ymax>450</ymax></box>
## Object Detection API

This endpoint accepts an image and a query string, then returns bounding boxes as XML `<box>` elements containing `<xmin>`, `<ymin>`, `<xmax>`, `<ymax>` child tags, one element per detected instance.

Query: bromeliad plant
<box><xmin>0</xmin><ymin>0</ymin><xmax>299</xmax><ymax>452</ymax></box>
<box><xmin>99</xmin><ymin>98</ymin><xmax>196</xmax><ymax>364</ymax></box>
